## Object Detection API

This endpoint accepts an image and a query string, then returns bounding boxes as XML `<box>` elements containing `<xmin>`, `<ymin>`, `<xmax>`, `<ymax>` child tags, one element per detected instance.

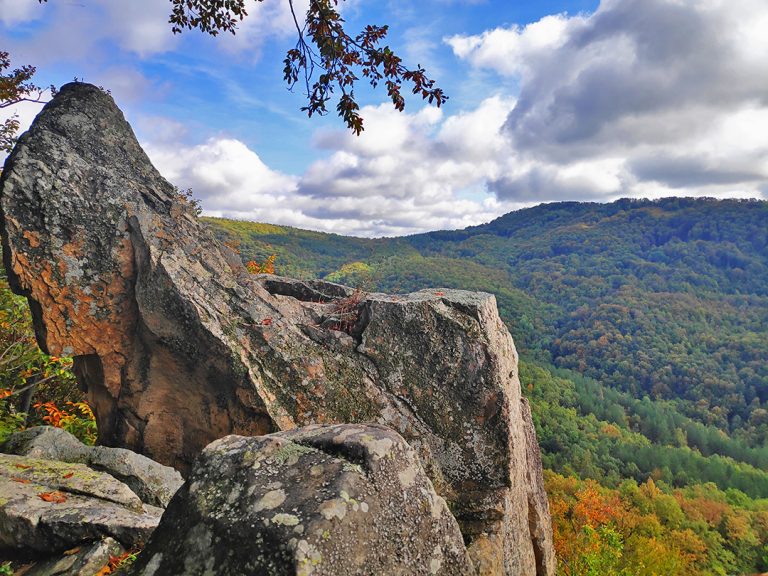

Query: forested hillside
<box><xmin>206</xmin><ymin>197</ymin><xmax>768</xmax><ymax>574</ymax></box>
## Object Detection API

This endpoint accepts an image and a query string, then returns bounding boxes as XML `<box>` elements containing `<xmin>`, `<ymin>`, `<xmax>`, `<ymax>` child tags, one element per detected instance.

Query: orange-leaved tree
<box><xmin>246</xmin><ymin>254</ymin><xmax>276</xmax><ymax>274</ymax></box>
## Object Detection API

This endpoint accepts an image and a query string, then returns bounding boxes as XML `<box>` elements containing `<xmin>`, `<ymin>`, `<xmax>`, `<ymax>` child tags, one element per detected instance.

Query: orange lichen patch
<box><xmin>62</xmin><ymin>239</ymin><xmax>84</xmax><ymax>257</ymax></box>
<box><xmin>302</xmin><ymin>358</ymin><xmax>326</xmax><ymax>382</ymax></box>
<box><xmin>154</xmin><ymin>228</ymin><xmax>172</xmax><ymax>241</ymax></box>
<box><xmin>9</xmin><ymin>237</ymin><xmax>138</xmax><ymax>399</ymax></box>
<box><xmin>22</xmin><ymin>229</ymin><xmax>40</xmax><ymax>248</ymax></box>
<box><xmin>477</xmin><ymin>392</ymin><xmax>500</xmax><ymax>425</ymax></box>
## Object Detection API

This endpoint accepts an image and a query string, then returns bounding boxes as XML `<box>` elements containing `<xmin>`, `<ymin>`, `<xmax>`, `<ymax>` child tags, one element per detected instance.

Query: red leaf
<box><xmin>62</xmin><ymin>472</ymin><xmax>74</xmax><ymax>479</ymax></box>
<box><xmin>39</xmin><ymin>491</ymin><xmax>68</xmax><ymax>503</ymax></box>
<box><xmin>261</xmin><ymin>318</ymin><xmax>273</xmax><ymax>326</ymax></box>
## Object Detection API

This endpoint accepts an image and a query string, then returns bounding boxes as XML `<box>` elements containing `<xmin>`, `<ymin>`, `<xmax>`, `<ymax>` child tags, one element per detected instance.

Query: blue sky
<box><xmin>1</xmin><ymin>0</ymin><xmax>766</xmax><ymax>236</ymax></box>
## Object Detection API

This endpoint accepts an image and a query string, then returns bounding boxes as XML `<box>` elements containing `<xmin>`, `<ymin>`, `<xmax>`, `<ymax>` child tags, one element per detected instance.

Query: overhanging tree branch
<box><xmin>28</xmin><ymin>0</ymin><xmax>447</xmax><ymax>135</ymax></box>
<box><xmin>168</xmin><ymin>0</ymin><xmax>448</xmax><ymax>134</ymax></box>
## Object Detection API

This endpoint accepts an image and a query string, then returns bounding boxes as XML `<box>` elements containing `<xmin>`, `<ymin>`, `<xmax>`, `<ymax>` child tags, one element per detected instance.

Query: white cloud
<box><xmin>139</xmin><ymin>96</ymin><xmax>522</xmax><ymax>237</ymax></box>
<box><xmin>145</xmin><ymin>137</ymin><xmax>298</xmax><ymax>212</ymax></box>
<box><xmin>0</xmin><ymin>0</ymin><xmax>42</xmax><ymax>25</ymax></box>
<box><xmin>1</xmin><ymin>0</ymin><xmax>308</xmax><ymax>64</ymax></box>
<box><xmin>102</xmin><ymin>0</ymin><xmax>176</xmax><ymax>57</ymax></box>
<box><xmin>295</xmin><ymin>98</ymin><xmax>518</xmax><ymax>235</ymax></box>
<box><xmin>0</xmin><ymin>99</ymin><xmax>46</xmax><ymax>148</ymax></box>
<box><xmin>0</xmin><ymin>1</ymin><xmax>176</xmax><ymax>66</ymax></box>
<box><xmin>446</xmin><ymin>14</ymin><xmax>578</xmax><ymax>77</ymax></box>
<box><xmin>449</xmin><ymin>0</ymin><xmax>768</xmax><ymax>202</ymax></box>
<box><xmin>218</xmin><ymin>0</ymin><xmax>309</xmax><ymax>55</ymax></box>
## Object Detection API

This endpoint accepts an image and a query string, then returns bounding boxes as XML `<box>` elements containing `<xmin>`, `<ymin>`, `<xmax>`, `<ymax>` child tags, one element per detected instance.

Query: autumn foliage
<box><xmin>165</xmin><ymin>0</ymin><xmax>446</xmax><ymax>134</ymax></box>
<box><xmin>246</xmin><ymin>254</ymin><xmax>276</xmax><ymax>274</ymax></box>
<box><xmin>0</xmin><ymin>272</ymin><xmax>94</xmax><ymax>444</ymax></box>
<box><xmin>547</xmin><ymin>471</ymin><xmax>768</xmax><ymax>575</ymax></box>
<box><xmin>33</xmin><ymin>400</ymin><xmax>97</xmax><ymax>445</ymax></box>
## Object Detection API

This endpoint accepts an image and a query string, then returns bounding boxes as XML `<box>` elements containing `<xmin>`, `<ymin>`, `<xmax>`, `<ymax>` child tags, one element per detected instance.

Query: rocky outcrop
<box><xmin>0</xmin><ymin>82</ymin><xmax>555</xmax><ymax>574</ymax></box>
<box><xmin>129</xmin><ymin>424</ymin><xmax>475</xmax><ymax>576</ymax></box>
<box><xmin>0</xmin><ymin>429</ymin><xmax>180</xmax><ymax>573</ymax></box>
<box><xmin>0</xmin><ymin>453</ymin><xmax>160</xmax><ymax>552</ymax></box>
<box><xmin>2</xmin><ymin>426</ymin><xmax>183</xmax><ymax>508</ymax></box>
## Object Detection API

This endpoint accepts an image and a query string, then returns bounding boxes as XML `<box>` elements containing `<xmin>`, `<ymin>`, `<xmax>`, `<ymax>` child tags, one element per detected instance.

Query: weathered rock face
<box><xmin>2</xmin><ymin>426</ymin><xmax>183</xmax><ymax>508</ymax></box>
<box><xmin>0</xmin><ymin>453</ymin><xmax>160</xmax><ymax>553</ymax></box>
<box><xmin>129</xmin><ymin>424</ymin><xmax>475</xmax><ymax>576</ymax></box>
<box><xmin>0</xmin><ymin>83</ymin><xmax>555</xmax><ymax>575</ymax></box>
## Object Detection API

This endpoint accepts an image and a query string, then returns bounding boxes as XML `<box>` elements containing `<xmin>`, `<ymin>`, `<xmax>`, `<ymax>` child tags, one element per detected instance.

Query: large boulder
<box><xmin>129</xmin><ymin>424</ymin><xmax>475</xmax><ymax>576</ymax></box>
<box><xmin>0</xmin><ymin>82</ymin><xmax>555</xmax><ymax>575</ymax></box>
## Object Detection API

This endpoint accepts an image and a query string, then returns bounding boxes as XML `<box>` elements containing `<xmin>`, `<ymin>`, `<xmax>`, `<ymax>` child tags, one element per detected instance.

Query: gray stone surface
<box><xmin>24</xmin><ymin>537</ymin><xmax>125</xmax><ymax>576</ymax></box>
<box><xmin>129</xmin><ymin>424</ymin><xmax>475</xmax><ymax>576</ymax></box>
<box><xmin>2</xmin><ymin>426</ymin><xmax>183</xmax><ymax>508</ymax></box>
<box><xmin>0</xmin><ymin>454</ymin><xmax>161</xmax><ymax>553</ymax></box>
<box><xmin>0</xmin><ymin>82</ymin><xmax>554</xmax><ymax>575</ymax></box>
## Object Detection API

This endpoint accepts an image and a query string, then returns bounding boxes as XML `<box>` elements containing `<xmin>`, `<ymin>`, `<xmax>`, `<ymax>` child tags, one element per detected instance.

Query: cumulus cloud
<box><xmin>141</xmin><ymin>97</ymin><xmax>521</xmax><ymax>237</ymax></box>
<box><xmin>0</xmin><ymin>0</ymin><xmax>43</xmax><ymax>25</ymax></box>
<box><xmin>449</xmin><ymin>0</ymin><xmax>768</xmax><ymax>201</ymax></box>
<box><xmin>296</xmin><ymin>98</ymin><xmax>517</xmax><ymax>235</ymax></box>
<box><xmin>145</xmin><ymin>137</ymin><xmax>298</xmax><ymax>213</ymax></box>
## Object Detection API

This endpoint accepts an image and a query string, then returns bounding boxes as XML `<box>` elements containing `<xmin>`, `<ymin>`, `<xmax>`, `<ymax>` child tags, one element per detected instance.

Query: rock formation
<box><xmin>0</xmin><ymin>427</ymin><xmax>183</xmax><ymax>573</ymax></box>
<box><xmin>0</xmin><ymin>447</ymin><xmax>162</xmax><ymax>554</ymax></box>
<box><xmin>2</xmin><ymin>426</ymin><xmax>183</xmax><ymax>508</ymax></box>
<box><xmin>129</xmin><ymin>424</ymin><xmax>475</xmax><ymax>576</ymax></box>
<box><xmin>0</xmin><ymin>83</ymin><xmax>555</xmax><ymax>575</ymax></box>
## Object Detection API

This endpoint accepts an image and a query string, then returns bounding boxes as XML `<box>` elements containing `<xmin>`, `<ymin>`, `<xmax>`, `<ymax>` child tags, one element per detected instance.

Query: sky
<box><xmin>1</xmin><ymin>0</ymin><xmax>767</xmax><ymax>237</ymax></box>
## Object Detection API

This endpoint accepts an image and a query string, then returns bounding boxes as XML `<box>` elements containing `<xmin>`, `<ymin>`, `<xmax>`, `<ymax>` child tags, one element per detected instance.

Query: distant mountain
<box><xmin>204</xmin><ymin>197</ymin><xmax>768</xmax><ymax>495</ymax></box>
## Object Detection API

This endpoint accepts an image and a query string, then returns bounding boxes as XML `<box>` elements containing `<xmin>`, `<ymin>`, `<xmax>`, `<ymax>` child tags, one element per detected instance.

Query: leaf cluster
<box><xmin>0</xmin><ymin>50</ymin><xmax>55</xmax><ymax>153</ymax></box>
<box><xmin>168</xmin><ymin>0</ymin><xmax>447</xmax><ymax>133</ymax></box>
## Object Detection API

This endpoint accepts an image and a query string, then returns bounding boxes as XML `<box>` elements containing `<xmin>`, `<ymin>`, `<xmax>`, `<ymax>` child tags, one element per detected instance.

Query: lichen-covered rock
<box><xmin>0</xmin><ymin>83</ymin><xmax>554</xmax><ymax>574</ymax></box>
<box><xmin>2</xmin><ymin>426</ymin><xmax>183</xmax><ymax>508</ymax></box>
<box><xmin>128</xmin><ymin>424</ymin><xmax>475</xmax><ymax>576</ymax></box>
<box><xmin>0</xmin><ymin>454</ymin><xmax>160</xmax><ymax>552</ymax></box>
